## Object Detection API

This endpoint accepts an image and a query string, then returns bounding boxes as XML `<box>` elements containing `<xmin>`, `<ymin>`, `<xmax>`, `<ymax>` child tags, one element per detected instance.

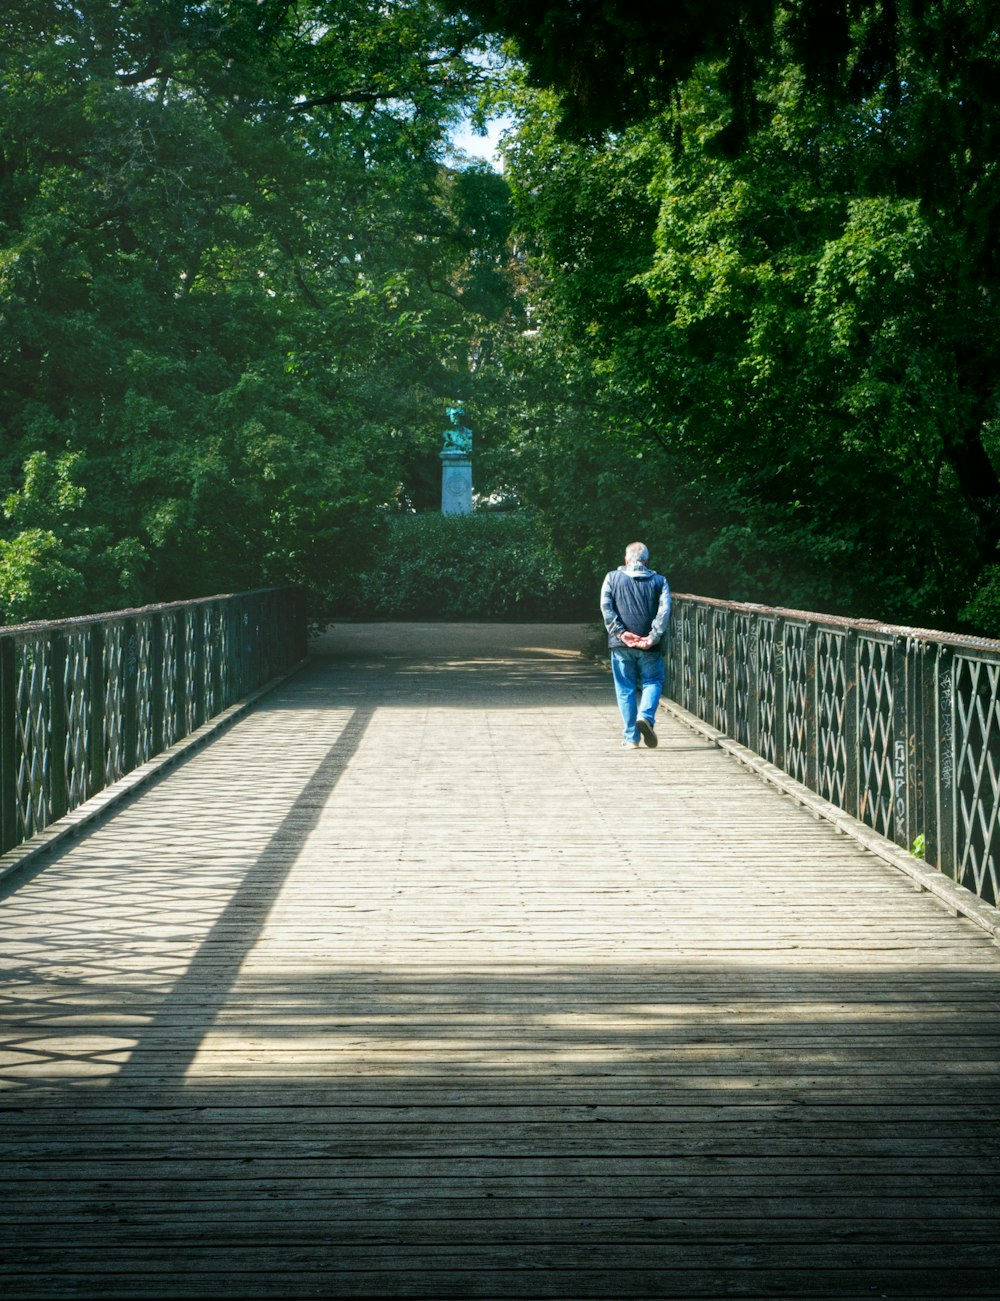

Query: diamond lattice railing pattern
<box><xmin>954</xmin><ymin>656</ymin><xmax>1000</xmax><ymax>906</ymax></box>
<box><xmin>733</xmin><ymin>614</ymin><xmax>752</xmax><ymax>748</ymax></box>
<box><xmin>14</xmin><ymin>639</ymin><xmax>52</xmax><ymax>841</ymax></box>
<box><xmin>102</xmin><ymin>625</ymin><xmax>127</xmax><ymax>786</ymax></box>
<box><xmin>712</xmin><ymin>614</ymin><xmax>728</xmax><ymax>734</ymax></box>
<box><xmin>857</xmin><ymin>637</ymin><xmax>895</xmax><ymax>839</ymax></box>
<box><xmin>695</xmin><ymin>606</ymin><xmax>709</xmax><ymax>720</ymax></box>
<box><xmin>783</xmin><ymin>622</ymin><xmax>810</xmax><ymax>784</ymax></box>
<box><xmin>664</xmin><ymin>593</ymin><xmax>1000</xmax><ymax>909</ymax></box>
<box><xmin>63</xmin><ymin>630</ymin><xmax>92</xmax><ymax>810</ymax></box>
<box><xmin>0</xmin><ymin>589</ymin><xmax>306</xmax><ymax>857</ymax></box>
<box><xmin>817</xmin><ymin>629</ymin><xmax>848</xmax><ymax>807</ymax></box>
<box><xmin>757</xmin><ymin>621</ymin><xmax>777</xmax><ymax>764</ymax></box>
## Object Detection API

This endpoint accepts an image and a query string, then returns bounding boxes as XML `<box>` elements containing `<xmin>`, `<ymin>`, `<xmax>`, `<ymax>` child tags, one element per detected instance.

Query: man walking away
<box><xmin>600</xmin><ymin>542</ymin><xmax>672</xmax><ymax>749</ymax></box>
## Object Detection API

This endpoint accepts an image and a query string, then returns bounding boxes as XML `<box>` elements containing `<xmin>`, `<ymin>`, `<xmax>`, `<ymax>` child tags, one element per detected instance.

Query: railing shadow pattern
<box><xmin>0</xmin><ymin>586</ymin><xmax>306</xmax><ymax>855</ymax></box>
<box><xmin>666</xmin><ymin>595</ymin><xmax>1000</xmax><ymax>908</ymax></box>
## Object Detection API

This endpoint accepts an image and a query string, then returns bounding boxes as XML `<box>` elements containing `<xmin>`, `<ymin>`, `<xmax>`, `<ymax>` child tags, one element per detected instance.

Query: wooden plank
<box><xmin>4</xmin><ymin>1100</ymin><xmax>999</xmax><ymax>1124</ymax></box>
<box><xmin>5</xmin><ymin>1134</ymin><xmax>1000</xmax><ymax>1162</ymax></box>
<box><xmin>5</xmin><ymin>1241</ymin><xmax>1000</xmax><ymax>1269</ymax></box>
<box><xmin>1</xmin><ymin>1170</ymin><xmax>996</xmax><ymax>1194</ymax></box>
<box><xmin>3</xmin><ymin>1150</ymin><xmax>1000</xmax><ymax>1187</ymax></box>
<box><xmin>0</xmin><ymin>1271</ymin><xmax>991</xmax><ymax>1301</ymax></box>
<box><xmin>0</xmin><ymin>1192</ymin><xmax>995</xmax><ymax>1218</ymax></box>
<box><xmin>0</xmin><ymin>1214</ymin><xmax>997</xmax><ymax>1246</ymax></box>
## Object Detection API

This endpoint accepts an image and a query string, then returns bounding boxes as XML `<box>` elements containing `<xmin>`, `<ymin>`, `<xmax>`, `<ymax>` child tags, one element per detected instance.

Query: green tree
<box><xmin>1</xmin><ymin>0</ymin><xmax>518</xmax><ymax>619</ymax></box>
<box><xmin>489</xmin><ymin>3</ymin><xmax>1000</xmax><ymax>628</ymax></box>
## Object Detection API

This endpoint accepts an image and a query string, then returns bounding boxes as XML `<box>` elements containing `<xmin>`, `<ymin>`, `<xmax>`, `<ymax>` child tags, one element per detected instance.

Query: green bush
<box><xmin>347</xmin><ymin>511</ymin><xmax>581</xmax><ymax>620</ymax></box>
<box><xmin>0</xmin><ymin>528</ymin><xmax>87</xmax><ymax>625</ymax></box>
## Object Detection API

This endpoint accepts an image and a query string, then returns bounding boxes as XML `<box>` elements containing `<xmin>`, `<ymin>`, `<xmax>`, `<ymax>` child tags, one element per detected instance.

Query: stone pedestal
<box><xmin>440</xmin><ymin>449</ymin><xmax>473</xmax><ymax>515</ymax></box>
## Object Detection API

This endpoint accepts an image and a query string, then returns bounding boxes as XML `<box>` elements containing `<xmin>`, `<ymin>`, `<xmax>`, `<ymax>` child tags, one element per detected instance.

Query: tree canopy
<box><xmin>3</xmin><ymin>0</ymin><xmax>1000</xmax><ymax>633</ymax></box>
<box><xmin>478</xmin><ymin>0</ymin><xmax>1000</xmax><ymax>629</ymax></box>
<box><xmin>1</xmin><ymin>0</ymin><xmax>517</xmax><ymax>620</ymax></box>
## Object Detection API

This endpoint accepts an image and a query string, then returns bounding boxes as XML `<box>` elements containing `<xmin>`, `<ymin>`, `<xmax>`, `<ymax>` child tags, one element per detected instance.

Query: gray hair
<box><xmin>625</xmin><ymin>541</ymin><xmax>649</xmax><ymax>565</ymax></box>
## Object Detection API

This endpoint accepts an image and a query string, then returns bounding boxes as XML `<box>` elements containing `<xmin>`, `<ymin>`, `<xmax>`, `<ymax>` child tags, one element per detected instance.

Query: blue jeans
<box><xmin>611</xmin><ymin>649</ymin><xmax>665</xmax><ymax>743</ymax></box>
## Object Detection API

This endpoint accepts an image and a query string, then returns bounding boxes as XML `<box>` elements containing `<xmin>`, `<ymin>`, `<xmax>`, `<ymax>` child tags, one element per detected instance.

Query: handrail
<box><xmin>665</xmin><ymin>593</ymin><xmax>1000</xmax><ymax>908</ymax></box>
<box><xmin>0</xmin><ymin>586</ymin><xmax>307</xmax><ymax>854</ymax></box>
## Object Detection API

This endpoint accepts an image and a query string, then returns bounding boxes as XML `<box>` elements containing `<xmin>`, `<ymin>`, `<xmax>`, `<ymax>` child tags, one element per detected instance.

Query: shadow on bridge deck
<box><xmin>0</xmin><ymin>623</ymin><xmax>998</xmax><ymax>1299</ymax></box>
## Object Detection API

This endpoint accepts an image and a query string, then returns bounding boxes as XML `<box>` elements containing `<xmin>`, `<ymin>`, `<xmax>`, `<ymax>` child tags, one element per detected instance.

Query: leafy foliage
<box><xmin>5</xmin><ymin>1</ymin><xmax>1000</xmax><ymax>638</ymax></box>
<box><xmin>444</xmin><ymin>0</ymin><xmax>1000</xmax><ymax>150</ymax></box>
<box><xmin>0</xmin><ymin>0</ymin><xmax>517</xmax><ymax>623</ymax></box>
<box><xmin>352</xmin><ymin>511</ymin><xmax>575</xmax><ymax>619</ymax></box>
<box><xmin>490</xmin><ymin>4</ymin><xmax>1000</xmax><ymax>631</ymax></box>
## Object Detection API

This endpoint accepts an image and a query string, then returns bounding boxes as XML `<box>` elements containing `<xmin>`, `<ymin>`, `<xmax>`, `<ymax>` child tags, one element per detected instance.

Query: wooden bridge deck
<box><xmin>1</xmin><ymin>622</ymin><xmax>998</xmax><ymax>1299</ymax></box>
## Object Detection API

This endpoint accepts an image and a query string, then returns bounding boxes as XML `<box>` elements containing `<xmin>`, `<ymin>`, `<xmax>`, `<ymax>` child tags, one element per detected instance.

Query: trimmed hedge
<box><xmin>349</xmin><ymin>511</ymin><xmax>582</xmax><ymax>619</ymax></box>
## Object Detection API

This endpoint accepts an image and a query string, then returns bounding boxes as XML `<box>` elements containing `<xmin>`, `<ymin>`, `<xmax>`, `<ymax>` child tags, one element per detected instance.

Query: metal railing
<box><xmin>665</xmin><ymin>594</ymin><xmax>1000</xmax><ymax>908</ymax></box>
<box><xmin>0</xmin><ymin>586</ymin><xmax>307</xmax><ymax>855</ymax></box>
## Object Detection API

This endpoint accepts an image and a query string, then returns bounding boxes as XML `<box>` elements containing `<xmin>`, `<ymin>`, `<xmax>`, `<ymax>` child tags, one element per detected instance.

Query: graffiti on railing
<box><xmin>126</xmin><ymin>633</ymin><xmax>138</xmax><ymax>679</ymax></box>
<box><xmin>940</xmin><ymin>672</ymin><xmax>953</xmax><ymax>789</ymax></box>
<box><xmin>894</xmin><ymin>739</ymin><xmax>907</xmax><ymax>827</ymax></box>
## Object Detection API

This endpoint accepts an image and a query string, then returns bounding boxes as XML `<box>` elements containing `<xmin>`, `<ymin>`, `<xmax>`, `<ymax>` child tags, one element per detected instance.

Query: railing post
<box><xmin>772</xmin><ymin>617</ymin><xmax>786</xmax><ymax>771</ymax></box>
<box><xmin>265</xmin><ymin>589</ymin><xmax>278</xmax><ymax>682</ymax></box>
<box><xmin>249</xmin><ymin>592</ymin><xmax>262</xmax><ymax>691</ymax></box>
<box><xmin>273</xmin><ymin>589</ymin><xmax>285</xmax><ymax>679</ymax></box>
<box><xmin>936</xmin><ymin>645</ymin><xmax>956</xmax><ymax>879</ymax></box>
<box><xmin>890</xmin><ymin>634</ymin><xmax>909</xmax><ymax>850</ymax></box>
<box><xmin>705</xmin><ymin>605</ymin><xmax>717</xmax><ymax>726</ymax></box>
<box><xmin>123</xmin><ymin>618</ymin><xmax>139</xmax><ymax>775</ymax></box>
<box><xmin>296</xmin><ymin>585</ymin><xmax>308</xmax><ymax>663</ymax></box>
<box><xmin>255</xmin><ymin>591</ymin><xmax>269</xmax><ymax>689</ymax></box>
<box><xmin>843</xmin><ymin>629</ymin><xmax>860</xmax><ymax>820</ymax></box>
<box><xmin>197</xmin><ymin>606</ymin><xmax>208</xmax><ymax>727</ymax></box>
<box><xmin>234</xmin><ymin>600</ymin><xmax>247</xmax><ymax>702</ymax></box>
<box><xmin>724</xmin><ymin>610</ymin><xmax>737</xmax><ymax>739</ymax></box>
<box><xmin>192</xmin><ymin>607</ymin><xmax>206</xmax><ymax>729</ymax></box>
<box><xmin>49</xmin><ymin>631</ymin><xmax>67</xmax><ymax>822</ymax></box>
<box><xmin>804</xmin><ymin>623</ymin><xmax>818</xmax><ymax>792</ymax></box>
<box><xmin>150</xmin><ymin>613</ymin><xmax>165</xmax><ymax>755</ymax></box>
<box><xmin>909</xmin><ymin>639</ymin><xmax>929</xmax><ymax>862</ymax></box>
<box><xmin>207</xmin><ymin>602</ymin><xmax>221</xmax><ymax>719</ymax></box>
<box><xmin>687</xmin><ymin>603</ymin><xmax>697</xmax><ymax>714</ymax></box>
<box><xmin>221</xmin><ymin>599</ymin><xmax>235</xmax><ymax>709</ymax></box>
<box><xmin>88</xmin><ymin>624</ymin><xmax>105</xmax><ymax>796</ymax></box>
<box><xmin>0</xmin><ymin>637</ymin><xmax>17</xmax><ymax>854</ymax></box>
<box><xmin>234</xmin><ymin>596</ymin><xmax>246</xmax><ymax>705</ymax></box>
<box><xmin>170</xmin><ymin>609</ymin><xmax>185</xmax><ymax>741</ymax></box>
<box><xmin>748</xmin><ymin>617</ymin><xmax>761</xmax><ymax>755</ymax></box>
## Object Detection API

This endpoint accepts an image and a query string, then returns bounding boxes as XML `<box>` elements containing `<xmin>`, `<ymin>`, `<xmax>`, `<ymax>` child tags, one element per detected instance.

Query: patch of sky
<box><xmin>447</xmin><ymin>114</ymin><xmax>513</xmax><ymax>172</ymax></box>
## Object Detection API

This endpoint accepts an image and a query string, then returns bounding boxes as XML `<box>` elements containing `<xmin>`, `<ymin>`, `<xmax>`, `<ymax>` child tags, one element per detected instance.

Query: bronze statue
<box><xmin>442</xmin><ymin>403</ymin><xmax>473</xmax><ymax>454</ymax></box>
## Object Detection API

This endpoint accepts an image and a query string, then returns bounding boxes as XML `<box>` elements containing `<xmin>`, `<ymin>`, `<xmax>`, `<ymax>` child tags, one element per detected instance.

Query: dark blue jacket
<box><xmin>600</xmin><ymin>564</ymin><xmax>671</xmax><ymax>650</ymax></box>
